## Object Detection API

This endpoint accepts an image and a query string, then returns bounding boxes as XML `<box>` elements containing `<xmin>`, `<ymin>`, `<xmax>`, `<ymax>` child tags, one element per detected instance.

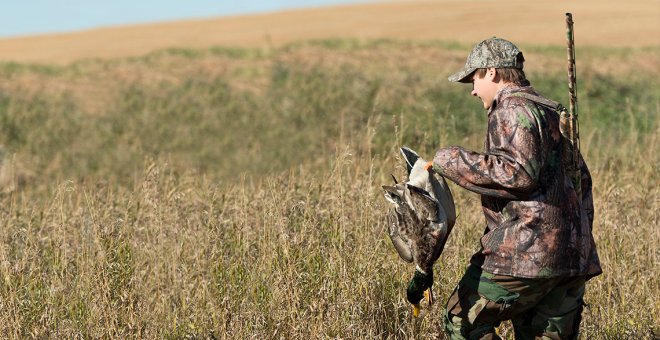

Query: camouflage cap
<box><xmin>448</xmin><ymin>37</ymin><xmax>525</xmax><ymax>83</ymax></box>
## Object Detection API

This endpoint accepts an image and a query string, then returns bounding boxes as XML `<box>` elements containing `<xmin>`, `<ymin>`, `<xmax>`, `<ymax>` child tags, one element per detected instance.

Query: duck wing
<box><xmin>383</xmin><ymin>184</ymin><xmax>414</xmax><ymax>263</ymax></box>
<box><xmin>383</xmin><ymin>148</ymin><xmax>457</xmax><ymax>271</ymax></box>
<box><xmin>407</xmin><ymin>184</ymin><xmax>446</xmax><ymax>273</ymax></box>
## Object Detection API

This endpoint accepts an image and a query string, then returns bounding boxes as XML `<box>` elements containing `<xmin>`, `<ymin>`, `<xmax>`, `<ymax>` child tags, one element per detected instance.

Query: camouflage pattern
<box><xmin>448</xmin><ymin>38</ymin><xmax>525</xmax><ymax>83</ymax></box>
<box><xmin>564</xmin><ymin>13</ymin><xmax>583</xmax><ymax>200</ymax></box>
<box><xmin>444</xmin><ymin>265</ymin><xmax>586</xmax><ymax>339</ymax></box>
<box><xmin>431</xmin><ymin>84</ymin><xmax>602</xmax><ymax>279</ymax></box>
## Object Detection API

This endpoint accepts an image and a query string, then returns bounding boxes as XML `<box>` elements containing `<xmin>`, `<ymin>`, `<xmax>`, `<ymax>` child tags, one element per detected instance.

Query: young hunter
<box><xmin>422</xmin><ymin>37</ymin><xmax>602</xmax><ymax>339</ymax></box>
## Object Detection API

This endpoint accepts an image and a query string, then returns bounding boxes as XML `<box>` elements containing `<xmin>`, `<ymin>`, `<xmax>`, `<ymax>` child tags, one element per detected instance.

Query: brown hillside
<box><xmin>0</xmin><ymin>0</ymin><xmax>658</xmax><ymax>64</ymax></box>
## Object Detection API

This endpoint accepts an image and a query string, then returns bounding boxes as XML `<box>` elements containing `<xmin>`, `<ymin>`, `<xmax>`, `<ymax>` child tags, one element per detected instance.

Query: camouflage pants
<box><xmin>444</xmin><ymin>265</ymin><xmax>586</xmax><ymax>340</ymax></box>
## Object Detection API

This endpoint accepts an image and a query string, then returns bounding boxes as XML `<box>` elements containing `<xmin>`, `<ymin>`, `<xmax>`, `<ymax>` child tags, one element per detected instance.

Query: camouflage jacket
<box><xmin>432</xmin><ymin>84</ymin><xmax>602</xmax><ymax>279</ymax></box>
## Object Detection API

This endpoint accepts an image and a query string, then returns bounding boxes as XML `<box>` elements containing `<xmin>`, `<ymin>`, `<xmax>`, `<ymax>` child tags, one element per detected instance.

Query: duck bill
<box><xmin>411</xmin><ymin>288</ymin><xmax>434</xmax><ymax>317</ymax></box>
<box><xmin>412</xmin><ymin>303</ymin><xmax>421</xmax><ymax>317</ymax></box>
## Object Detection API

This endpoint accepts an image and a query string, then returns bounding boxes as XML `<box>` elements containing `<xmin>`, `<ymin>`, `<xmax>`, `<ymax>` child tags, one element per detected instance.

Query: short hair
<box><xmin>474</xmin><ymin>67</ymin><xmax>528</xmax><ymax>86</ymax></box>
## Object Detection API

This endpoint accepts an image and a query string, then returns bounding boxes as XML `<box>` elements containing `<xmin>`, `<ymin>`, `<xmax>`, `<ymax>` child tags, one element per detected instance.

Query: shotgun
<box><xmin>561</xmin><ymin>13</ymin><xmax>582</xmax><ymax>200</ymax></box>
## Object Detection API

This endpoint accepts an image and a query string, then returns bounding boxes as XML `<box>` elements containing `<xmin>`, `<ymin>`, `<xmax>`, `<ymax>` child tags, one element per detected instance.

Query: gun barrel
<box><xmin>565</xmin><ymin>13</ymin><xmax>581</xmax><ymax>199</ymax></box>
<box><xmin>566</xmin><ymin>13</ymin><xmax>577</xmax><ymax>121</ymax></box>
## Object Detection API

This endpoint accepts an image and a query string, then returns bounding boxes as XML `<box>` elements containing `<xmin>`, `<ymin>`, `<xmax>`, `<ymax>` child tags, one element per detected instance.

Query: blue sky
<box><xmin>0</xmin><ymin>0</ymin><xmax>370</xmax><ymax>38</ymax></box>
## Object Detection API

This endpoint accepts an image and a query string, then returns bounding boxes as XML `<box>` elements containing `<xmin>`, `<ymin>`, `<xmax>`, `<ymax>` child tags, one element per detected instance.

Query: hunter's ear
<box><xmin>487</xmin><ymin>68</ymin><xmax>498</xmax><ymax>82</ymax></box>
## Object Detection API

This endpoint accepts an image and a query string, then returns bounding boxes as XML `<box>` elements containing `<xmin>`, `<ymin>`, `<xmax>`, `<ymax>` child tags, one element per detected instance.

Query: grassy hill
<box><xmin>0</xmin><ymin>40</ymin><xmax>657</xmax><ymax>337</ymax></box>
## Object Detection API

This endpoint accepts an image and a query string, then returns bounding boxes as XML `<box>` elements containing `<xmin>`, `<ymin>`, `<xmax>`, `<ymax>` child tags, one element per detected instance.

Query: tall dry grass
<box><xmin>0</xmin><ymin>40</ymin><xmax>657</xmax><ymax>338</ymax></box>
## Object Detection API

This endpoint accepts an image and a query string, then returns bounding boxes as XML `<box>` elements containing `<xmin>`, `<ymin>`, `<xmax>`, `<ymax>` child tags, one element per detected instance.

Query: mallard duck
<box><xmin>383</xmin><ymin>147</ymin><xmax>456</xmax><ymax>317</ymax></box>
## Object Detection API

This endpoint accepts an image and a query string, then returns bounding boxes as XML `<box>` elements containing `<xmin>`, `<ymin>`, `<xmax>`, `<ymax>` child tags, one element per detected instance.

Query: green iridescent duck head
<box><xmin>407</xmin><ymin>269</ymin><xmax>434</xmax><ymax>317</ymax></box>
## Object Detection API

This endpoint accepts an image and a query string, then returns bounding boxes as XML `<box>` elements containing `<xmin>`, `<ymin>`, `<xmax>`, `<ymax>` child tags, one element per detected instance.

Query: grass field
<box><xmin>0</xmin><ymin>39</ymin><xmax>658</xmax><ymax>338</ymax></box>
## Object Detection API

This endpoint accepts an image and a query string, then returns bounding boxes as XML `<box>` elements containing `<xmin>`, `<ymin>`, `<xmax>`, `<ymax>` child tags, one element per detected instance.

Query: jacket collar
<box><xmin>488</xmin><ymin>82</ymin><xmax>532</xmax><ymax>114</ymax></box>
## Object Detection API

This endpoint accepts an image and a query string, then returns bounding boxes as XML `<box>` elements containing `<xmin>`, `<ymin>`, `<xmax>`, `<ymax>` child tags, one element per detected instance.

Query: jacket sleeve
<box><xmin>431</xmin><ymin>103</ymin><xmax>543</xmax><ymax>199</ymax></box>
